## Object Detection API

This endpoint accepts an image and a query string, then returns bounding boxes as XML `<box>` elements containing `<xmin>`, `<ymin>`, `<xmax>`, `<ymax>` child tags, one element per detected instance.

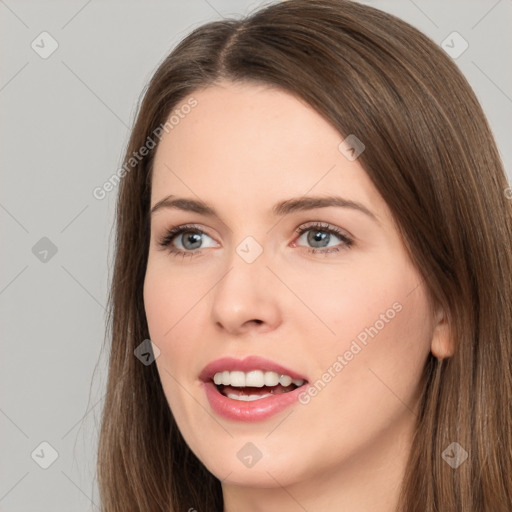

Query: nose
<box><xmin>210</xmin><ymin>247</ymin><xmax>283</xmax><ymax>336</ymax></box>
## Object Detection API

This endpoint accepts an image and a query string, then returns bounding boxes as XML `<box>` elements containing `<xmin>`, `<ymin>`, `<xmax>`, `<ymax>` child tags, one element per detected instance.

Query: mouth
<box><xmin>213</xmin><ymin>370</ymin><xmax>307</xmax><ymax>401</ymax></box>
<box><xmin>199</xmin><ymin>356</ymin><xmax>309</xmax><ymax>421</ymax></box>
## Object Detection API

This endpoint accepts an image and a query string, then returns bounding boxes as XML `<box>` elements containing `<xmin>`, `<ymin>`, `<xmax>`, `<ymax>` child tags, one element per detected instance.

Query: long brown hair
<box><xmin>97</xmin><ymin>1</ymin><xmax>512</xmax><ymax>510</ymax></box>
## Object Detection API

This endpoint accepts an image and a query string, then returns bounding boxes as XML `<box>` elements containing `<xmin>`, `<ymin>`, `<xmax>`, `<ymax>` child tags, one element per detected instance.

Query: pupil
<box><xmin>307</xmin><ymin>230</ymin><xmax>329</xmax><ymax>248</ymax></box>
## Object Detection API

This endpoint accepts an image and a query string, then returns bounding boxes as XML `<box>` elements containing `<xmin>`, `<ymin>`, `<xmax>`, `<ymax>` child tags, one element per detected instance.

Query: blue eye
<box><xmin>157</xmin><ymin>221</ymin><xmax>353</xmax><ymax>258</ymax></box>
<box><xmin>158</xmin><ymin>224</ymin><xmax>217</xmax><ymax>258</ymax></box>
<box><xmin>294</xmin><ymin>222</ymin><xmax>353</xmax><ymax>253</ymax></box>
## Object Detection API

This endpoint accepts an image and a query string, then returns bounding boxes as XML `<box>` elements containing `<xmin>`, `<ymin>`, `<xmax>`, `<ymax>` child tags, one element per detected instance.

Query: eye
<box><xmin>157</xmin><ymin>221</ymin><xmax>353</xmax><ymax>259</ymax></box>
<box><xmin>157</xmin><ymin>224</ymin><xmax>218</xmax><ymax>257</ymax></box>
<box><xmin>294</xmin><ymin>222</ymin><xmax>353</xmax><ymax>253</ymax></box>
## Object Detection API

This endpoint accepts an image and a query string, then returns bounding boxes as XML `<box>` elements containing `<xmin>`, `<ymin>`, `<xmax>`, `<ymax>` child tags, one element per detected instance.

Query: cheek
<box><xmin>143</xmin><ymin>261</ymin><xmax>206</xmax><ymax>394</ymax></box>
<box><xmin>288</xmin><ymin>253</ymin><xmax>433</xmax><ymax>400</ymax></box>
<box><xmin>143</xmin><ymin>258</ymin><xmax>209</xmax><ymax>342</ymax></box>
<box><xmin>279</xmin><ymin>253</ymin><xmax>425</xmax><ymax>348</ymax></box>
<box><xmin>143</xmin><ymin>271</ymin><xmax>175</xmax><ymax>344</ymax></box>
<box><xmin>283</xmin><ymin>263</ymin><xmax>432</xmax><ymax>470</ymax></box>
<box><xmin>143</xmin><ymin>264</ymin><xmax>204</xmax><ymax>417</ymax></box>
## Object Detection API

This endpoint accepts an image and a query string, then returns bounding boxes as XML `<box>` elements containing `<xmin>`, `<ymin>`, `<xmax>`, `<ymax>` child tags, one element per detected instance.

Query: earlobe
<box><xmin>430</xmin><ymin>306</ymin><xmax>454</xmax><ymax>359</ymax></box>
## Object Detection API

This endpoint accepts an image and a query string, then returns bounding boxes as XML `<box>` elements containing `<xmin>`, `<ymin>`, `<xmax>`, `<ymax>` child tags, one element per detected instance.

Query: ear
<box><xmin>430</xmin><ymin>305</ymin><xmax>454</xmax><ymax>359</ymax></box>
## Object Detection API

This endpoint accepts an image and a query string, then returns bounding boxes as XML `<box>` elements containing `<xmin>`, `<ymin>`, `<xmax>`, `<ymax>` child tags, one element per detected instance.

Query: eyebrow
<box><xmin>150</xmin><ymin>195</ymin><xmax>378</xmax><ymax>223</ymax></box>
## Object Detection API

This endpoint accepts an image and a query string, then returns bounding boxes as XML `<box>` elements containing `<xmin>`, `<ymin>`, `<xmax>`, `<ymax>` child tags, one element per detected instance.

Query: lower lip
<box><xmin>202</xmin><ymin>381</ymin><xmax>305</xmax><ymax>422</ymax></box>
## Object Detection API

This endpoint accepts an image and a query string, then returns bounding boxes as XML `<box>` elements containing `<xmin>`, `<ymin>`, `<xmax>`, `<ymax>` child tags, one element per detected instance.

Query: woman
<box><xmin>97</xmin><ymin>1</ymin><xmax>512</xmax><ymax>510</ymax></box>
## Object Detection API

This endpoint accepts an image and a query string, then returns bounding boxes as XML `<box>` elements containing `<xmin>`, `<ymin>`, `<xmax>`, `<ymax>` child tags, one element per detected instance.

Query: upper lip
<box><xmin>199</xmin><ymin>356</ymin><xmax>308</xmax><ymax>383</ymax></box>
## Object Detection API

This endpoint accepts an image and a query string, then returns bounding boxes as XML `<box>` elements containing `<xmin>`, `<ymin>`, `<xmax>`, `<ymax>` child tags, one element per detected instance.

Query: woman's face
<box><xmin>144</xmin><ymin>81</ymin><xmax>443</xmax><ymax>492</ymax></box>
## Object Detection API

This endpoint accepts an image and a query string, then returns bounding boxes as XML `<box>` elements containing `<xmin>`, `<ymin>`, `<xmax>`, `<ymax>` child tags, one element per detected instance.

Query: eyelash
<box><xmin>157</xmin><ymin>222</ymin><xmax>353</xmax><ymax>259</ymax></box>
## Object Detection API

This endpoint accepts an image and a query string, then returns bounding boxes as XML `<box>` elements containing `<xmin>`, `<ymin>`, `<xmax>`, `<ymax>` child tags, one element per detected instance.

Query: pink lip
<box><xmin>199</xmin><ymin>356</ymin><xmax>308</xmax><ymax>423</ymax></box>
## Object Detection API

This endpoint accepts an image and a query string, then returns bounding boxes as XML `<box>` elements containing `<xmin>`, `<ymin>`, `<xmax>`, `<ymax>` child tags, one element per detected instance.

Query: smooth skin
<box><xmin>143</xmin><ymin>81</ymin><xmax>452</xmax><ymax>512</ymax></box>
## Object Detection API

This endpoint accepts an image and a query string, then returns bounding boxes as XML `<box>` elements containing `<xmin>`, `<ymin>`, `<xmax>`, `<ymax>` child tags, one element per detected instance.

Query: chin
<box><xmin>191</xmin><ymin>438</ymin><xmax>309</xmax><ymax>489</ymax></box>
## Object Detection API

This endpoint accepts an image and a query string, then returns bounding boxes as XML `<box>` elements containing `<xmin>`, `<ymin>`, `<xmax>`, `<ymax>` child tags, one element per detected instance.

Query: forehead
<box><xmin>150</xmin><ymin>81</ymin><xmax>385</xmax><ymax>219</ymax></box>
<box><xmin>154</xmin><ymin>81</ymin><xmax>339</xmax><ymax>167</ymax></box>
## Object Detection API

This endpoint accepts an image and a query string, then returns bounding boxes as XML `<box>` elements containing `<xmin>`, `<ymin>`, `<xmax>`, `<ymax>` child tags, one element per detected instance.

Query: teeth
<box><xmin>279</xmin><ymin>374</ymin><xmax>292</xmax><ymax>386</ymax></box>
<box><xmin>230</xmin><ymin>371</ymin><xmax>245</xmax><ymax>387</ymax></box>
<box><xmin>212</xmin><ymin>370</ymin><xmax>305</xmax><ymax>388</ymax></box>
<box><xmin>245</xmin><ymin>370</ymin><xmax>264</xmax><ymax>387</ymax></box>
<box><xmin>264</xmin><ymin>371</ymin><xmax>279</xmax><ymax>386</ymax></box>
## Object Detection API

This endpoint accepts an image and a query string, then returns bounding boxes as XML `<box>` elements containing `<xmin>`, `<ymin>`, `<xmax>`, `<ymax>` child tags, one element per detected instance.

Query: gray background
<box><xmin>1</xmin><ymin>1</ymin><xmax>510</xmax><ymax>510</ymax></box>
